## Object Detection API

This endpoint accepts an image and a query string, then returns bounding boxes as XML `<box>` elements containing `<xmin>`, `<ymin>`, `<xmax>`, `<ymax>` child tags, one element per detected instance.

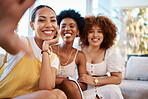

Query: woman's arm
<box><xmin>39</xmin><ymin>29</ymin><xmax>60</xmax><ymax>90</ymax></box>
<box><xmin>79</xmin><ymin>72</ymin><xmax>122</xmax><ymax>86</ymax></box>
<box><xmin>0</xmin><ymin>0</ymin><xmax>35</xmax><ymax>55</ymax></box>
<box><xmin>76</xmin><ymin>51</ymin><xmax>87</xmax><ymax>91</ymax></box>
<box><xmin>39</xmin><ymin>42</ymin><xmax>57</xmax><ymax>90</ymax></box>
<box><xmin>95</xmin><ymin>72</ymin><xmax>122</xmax><ymax>85</ymax></box>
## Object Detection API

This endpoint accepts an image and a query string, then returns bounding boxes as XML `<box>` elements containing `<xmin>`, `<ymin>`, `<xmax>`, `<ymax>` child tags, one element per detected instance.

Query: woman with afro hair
<box><xmin>79</xmin><ymin>14</ymin><xmax>125</xmax><ymax>99</ymax></box>
<box><xmin>50</xmin><ymin>9</ymin><xmax>87</xmax><ymax>99</ymax></box>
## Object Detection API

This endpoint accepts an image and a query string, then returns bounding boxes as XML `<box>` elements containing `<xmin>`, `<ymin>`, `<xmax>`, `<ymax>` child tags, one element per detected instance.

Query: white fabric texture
<box><xmin>120</xmin><ymin>80</ymin><xmax>148</xmax><ymax>99</ymax></box>
<box><xmin>56</xmin><ymin>50</ymin><xmax>78</xmax><ymax>78</ymax></box>
<box><xmin>83</xmin><ymin>47</ymin><xmax>125</xmax><ymax>99</ymax></box>
<box><xmin>125</xmin><ymin>56</ymin><xmax>148</xmax><ymax>80</ymax></box>
<box><xmin>0</xmin><ymin>37</ymin><xmax>59</xmax><ymax>81</ymax></box>
<box><xmin>84</xmin><ymin>84</ymin><xmax>123</xmax><ymax>99</ymax></box>
<box><xmin>105</xmin><ymin>47</ymin><xmax>125</xmax><ymax>73</ymax></box>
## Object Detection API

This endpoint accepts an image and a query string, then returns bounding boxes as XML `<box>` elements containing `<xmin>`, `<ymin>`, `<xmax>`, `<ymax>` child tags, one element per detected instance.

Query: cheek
<box><xmin>88</xmin><ymin>34</ymin><xmax>92</xmax><ymax>39</ymax></box>
<box><xmin>100</xmin><ymin>35</ymin><xmax>104</xmax><ymax>40</ymax></box>
<box><xmin>87</xmin><ymin>37</ymin><xmax>92</xmax><ymax>43</ymax></box>
<box><xmin>100</xmin><ymin>33</ymin><xmax>104</xmax><ymax>38</ymax></box>
<box><xmin>52</xmin><ymin>23</ymin><xmax>58</xmax><ymax>29</ymax></box>
<box><xmin>35</xmin><ymin>24</ymin><xmax>42</xmax><ymax>31</ymax></box>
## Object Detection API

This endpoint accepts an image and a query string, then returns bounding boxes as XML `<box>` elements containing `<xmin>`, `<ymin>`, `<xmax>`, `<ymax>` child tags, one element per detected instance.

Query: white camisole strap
<box><xmin>73</xmin><ymin>50</ymin><xmax>79</xmax><ymax>62</ymax></box>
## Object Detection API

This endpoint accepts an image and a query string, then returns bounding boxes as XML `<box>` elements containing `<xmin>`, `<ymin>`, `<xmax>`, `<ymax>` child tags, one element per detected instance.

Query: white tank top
<box><xmin>57</xmin><ymin>50</ymin><xmax>79</xmax><ymax>78</ymax></box>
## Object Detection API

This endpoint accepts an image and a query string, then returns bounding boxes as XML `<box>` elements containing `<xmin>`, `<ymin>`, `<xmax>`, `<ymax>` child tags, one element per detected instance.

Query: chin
<box><xmin>44</xmin><ymin>37</ymin><xmax>53</xmax><ymax>41</ymax></box>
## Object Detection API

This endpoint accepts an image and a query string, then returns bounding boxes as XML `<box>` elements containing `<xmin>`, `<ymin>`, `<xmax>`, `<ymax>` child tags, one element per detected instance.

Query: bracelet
<box><xmin>41</xmin><ymin>49</ymin><xmax>51</xmax><ymax>55</ymax></box>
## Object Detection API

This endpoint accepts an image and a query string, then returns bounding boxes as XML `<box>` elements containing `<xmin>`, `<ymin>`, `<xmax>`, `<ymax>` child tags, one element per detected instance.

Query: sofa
<box><xmin>119</xmin><ymin>56</ymin><xmax>148</xmax><ymax>99</ymax></box>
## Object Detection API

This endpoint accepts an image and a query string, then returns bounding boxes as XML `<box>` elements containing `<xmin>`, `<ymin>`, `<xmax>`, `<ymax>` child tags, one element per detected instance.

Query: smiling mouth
<box><xmin>64</xmin><ymin>33</ymin><xmax>72</xmax><ymax>37</ymax></box>
<box><xmin>43</xmin><ymin>31</ymin><xmax>53</xmax><ymax>35</ymax></box>
<box><xmin>92</xmin><ymin>38</ymin><xmax>100</xmax><ymax>41</ymax></box>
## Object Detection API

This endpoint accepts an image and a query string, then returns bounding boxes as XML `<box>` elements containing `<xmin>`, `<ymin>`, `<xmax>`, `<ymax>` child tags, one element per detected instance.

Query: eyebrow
<box><xmin>39</xmin><ymin>16</ymin><xmax>46</xmax><ymax>18</ymax></box>
<box><xmin>39</xmin><ymin>16</ymin><xmax>56</xmax><ymax>18</ymax></box>
<box><xmin>61</xmin><ymin>23</ymin><xmax>75</xmax><ymax>25</ymax></box>
<box><xmin>98</xmin><ymin>29</ymin><xmax>102</xmax><ymax>30</ymax></box>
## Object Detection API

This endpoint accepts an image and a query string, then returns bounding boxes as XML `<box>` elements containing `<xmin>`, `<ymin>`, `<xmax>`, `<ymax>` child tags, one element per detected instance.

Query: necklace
<box><xmin>86</xmin><ymin>48</ymin><xmax>105</xmax><ymax>64</ymax></box>
<box><xmin>58</xmin><ymin>45</ymin><xmax>73</xmax><ymax>66</ymax></box>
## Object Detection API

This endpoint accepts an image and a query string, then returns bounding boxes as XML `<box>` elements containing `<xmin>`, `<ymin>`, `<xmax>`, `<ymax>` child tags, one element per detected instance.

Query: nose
<box><xmin>45</xmin><ymin>21</ymin><xmax>52</xmax><ymax>28</ymax></box>
<box><xmin>93</xmin><ymin>31</ymin><xmax>98</xmax><ymax>37</ymax></box>
<box><xmin>65</xmin><ymin>26</ymin><xmax>70</xmax><ymax>31</ymax></box>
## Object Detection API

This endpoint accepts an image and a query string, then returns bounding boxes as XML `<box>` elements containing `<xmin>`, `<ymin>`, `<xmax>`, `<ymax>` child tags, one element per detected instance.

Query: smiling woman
<box><xmin>79</xmin><ymin>14</ymin><xmax>125</xmax><ymax>99</ymax></box>
<box><xmin>0</xmin><ymin>5</ymin><xmax>66</xmax><ymax>99</ymax></box>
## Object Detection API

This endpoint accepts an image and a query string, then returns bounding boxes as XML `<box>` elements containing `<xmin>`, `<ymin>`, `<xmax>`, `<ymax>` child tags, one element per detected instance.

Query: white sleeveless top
<box><xmin>56</xmin><ymin>50</ymin><xmax>79</xmax><ymax>78</ymax></box>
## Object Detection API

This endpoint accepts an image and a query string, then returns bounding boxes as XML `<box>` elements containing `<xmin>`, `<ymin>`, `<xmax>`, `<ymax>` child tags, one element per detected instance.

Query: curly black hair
<box><xmin>56</xmin><ymin>9</ymin><xmax>84</xmax><ymax>36</ymax></box>
<box><xmin>80</xmin><ymin>14</ymin><xmax>117</xmax><ymax>49</ymax></box>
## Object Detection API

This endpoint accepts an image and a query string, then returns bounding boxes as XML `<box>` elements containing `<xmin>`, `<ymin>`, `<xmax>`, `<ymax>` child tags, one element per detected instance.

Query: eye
<box><xmin>89</xmin><ymin>30</ymin><xmax>94</xmax><ymax>33</ymax></box>
<box><xmin>38</xmin><ymin>19</ymin><xmax>45</xmax><ymax>22</ymax></box>
<box><xmin>98</xmin><ymin>30</ymin><xmax>102</xmax><ymax>33</ymax></box>
<box><xmin>51</xmin><ymin>19</ymin><xmax>56</xmax><ymax>22</ymax></box>
<box><xmin>61</xmin><ymin>25</ymin><xmax>66</xmax><ymax>28</ymax></box>
<box><xmin>70</xmin><ymin>25</ymin><xmax>74</xmax><ymax>28</ymax></box>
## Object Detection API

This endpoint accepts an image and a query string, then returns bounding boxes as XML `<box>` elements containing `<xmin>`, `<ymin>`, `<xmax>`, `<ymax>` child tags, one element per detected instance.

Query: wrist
<box><xmin>41</xmin><ymin>49</ymin><xmax>51</xmax><ymax>55</ymax></box>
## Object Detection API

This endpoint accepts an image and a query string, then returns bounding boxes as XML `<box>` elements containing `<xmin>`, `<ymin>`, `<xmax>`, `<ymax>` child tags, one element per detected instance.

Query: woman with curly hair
<box><xmin>79</xmin><ymin>14</ymin><xmax>125</xmax><ymax>99</ymax></box>
<box><xmin>50</xmin><ymin>9</ymin><xmax>87</xmax><ymax>99</ymax></box>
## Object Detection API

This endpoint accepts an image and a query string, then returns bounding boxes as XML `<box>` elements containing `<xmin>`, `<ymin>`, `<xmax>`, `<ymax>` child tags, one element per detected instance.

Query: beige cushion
<box><xmin>125</xmin><ymin>56</ymin><xmax>148</xmax><ymax>80</ymax></box>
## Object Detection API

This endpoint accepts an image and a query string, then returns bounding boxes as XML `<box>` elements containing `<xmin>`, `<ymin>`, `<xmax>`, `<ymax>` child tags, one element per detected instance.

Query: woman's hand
<box><xmin>0</xmin><ymin>0</ymin><xmax>35</xmax><ymax>55</ymax></box>
<box><xmin>42</xmin><ymin>29</ymin><xmax>60</xmax><ymax>50</ymax></box>
<box><xmin>79</xmin><ymin>72</ymin><xmax>95</xmax><ymax>85</ymax></box>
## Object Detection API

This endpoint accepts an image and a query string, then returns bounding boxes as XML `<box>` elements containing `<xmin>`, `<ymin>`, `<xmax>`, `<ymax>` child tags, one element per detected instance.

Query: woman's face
<box><xmin>87</xmin><ymin>25</ymin><xmax>104</xmax><ymax>47</ymax></box>
<box><xmin>59</xmin><ymin>18</ymin><xmax>79</xmax><ymax>43</ymax></box>
<box><xmin>30</xmin><ymin>7</ymin><xmax>58</xmax><ymax>41</ymax></box>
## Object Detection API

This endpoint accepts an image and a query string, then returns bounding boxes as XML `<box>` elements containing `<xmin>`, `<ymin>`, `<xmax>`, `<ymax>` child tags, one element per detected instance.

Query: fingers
<box><xmin>45</xmin><ymin>29</ymin><xmax>60</xmax><ymax>45</ymax></box>
<box><xmin>20</xmin><ymin>0</ymin><xmax>36</xmax><ymax>14</ymax></box>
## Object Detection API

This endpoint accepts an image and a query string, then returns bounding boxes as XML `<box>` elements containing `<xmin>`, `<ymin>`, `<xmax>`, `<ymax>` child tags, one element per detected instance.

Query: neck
<box><xmin>60</xmin><ymin>41</ymin><xmax>73</xmax><ymax>50</ymax></box>
<box><xmin>88</xmin><ymin>45</ymin><xmax>101</xmax><ymax>53</ymax></box>
<box><xmin>34</xmin><ymin>37</ymin><xmax>43</xmax><ymax>50</ymax></box>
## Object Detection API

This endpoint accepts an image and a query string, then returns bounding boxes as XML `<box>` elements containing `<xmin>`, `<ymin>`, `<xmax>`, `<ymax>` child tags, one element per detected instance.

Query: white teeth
<box><xmin>44</xmin><ymin>31</ymin><xmax>52</xmax><ymax>34</ymax></box>
<box><xmin>93</xmin><ymin>39</ymin><xmax>98</xmax><ymax>41</ymax></box>
<box><xmin>65</xmin><ymin>34</ymin><xmax>71</xmax><ymax>36</ymax></box>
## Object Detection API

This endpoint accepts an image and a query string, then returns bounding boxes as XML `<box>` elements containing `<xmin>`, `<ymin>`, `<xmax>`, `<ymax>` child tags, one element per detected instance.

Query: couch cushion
<box><xmin>120</xmin><ymin>80</ymin><xmax>148</xmax><ymax>99</ymax></box>
<box><xmin>127</xmin><ymin>54</ymin><xmax>148</xmax><ymax>60</ymax></box>
<box><xmin>125</xmin><ymin>56</ymin><xmax>148</xmax><ymax>80</ymax></box>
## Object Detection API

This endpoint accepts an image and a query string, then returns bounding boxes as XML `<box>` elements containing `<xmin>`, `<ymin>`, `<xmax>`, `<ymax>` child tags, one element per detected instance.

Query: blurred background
<box><xmin>0</xmin><ymin>0</ymin><xmax>148</xmax><ymax>61</ymax></box>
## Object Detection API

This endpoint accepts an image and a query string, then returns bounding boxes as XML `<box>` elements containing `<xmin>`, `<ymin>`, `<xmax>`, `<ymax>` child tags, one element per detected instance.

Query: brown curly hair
<box><xmin>80</xmin><ymin>14</ymin><xmax>117</xmax><ymax>49</ymax></box>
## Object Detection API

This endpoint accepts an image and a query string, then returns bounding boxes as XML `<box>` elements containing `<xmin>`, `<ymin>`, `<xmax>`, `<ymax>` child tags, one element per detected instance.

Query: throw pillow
<box><xmin>125</xmin><ymin>56</ymin><xmax>148</xmax><ymax>80</ymax></box>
